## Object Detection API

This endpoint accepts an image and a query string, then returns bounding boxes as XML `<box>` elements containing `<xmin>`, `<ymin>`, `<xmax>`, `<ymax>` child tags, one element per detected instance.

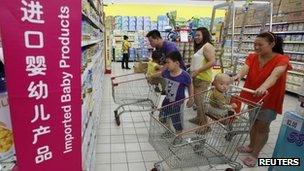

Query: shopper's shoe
<box><xmin>126</xmin><ymin>67</ymin><xmax>131</xmax><ymax>69</ymax></box>
<box><xmin>242</xmin><ymin>156</ymin><xmax>257</xmax><ymax>167</ymax></box>
<box><xmin>189</xmin><ymin>117</ymin><xmax>199</xmax><ymax>125</ymax></box>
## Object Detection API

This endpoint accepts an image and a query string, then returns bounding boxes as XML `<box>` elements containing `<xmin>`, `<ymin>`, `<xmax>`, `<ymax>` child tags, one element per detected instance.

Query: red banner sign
<box><xmin>0</xmin><ymin>1</ymin><xmax>82</xmax><ymax>170</ymax></box>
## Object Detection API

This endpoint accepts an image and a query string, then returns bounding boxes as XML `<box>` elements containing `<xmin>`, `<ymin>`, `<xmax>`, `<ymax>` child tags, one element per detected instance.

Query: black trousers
<box><xmin>122</xmin><ymin>53</ymin><xmax>129</xmax><ymax>68</ymax></box>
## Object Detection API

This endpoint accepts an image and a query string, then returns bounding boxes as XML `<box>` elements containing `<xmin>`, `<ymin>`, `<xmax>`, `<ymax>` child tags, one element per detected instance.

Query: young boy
<box><xmin>146</xmin><ymin>50</ymin><xmax>166</xmax><ymax>93</ymax></box>
<box><xmin>156</xmin><ymin>51</ymin><xmax>194</xmax><ymax>134</ymax></box>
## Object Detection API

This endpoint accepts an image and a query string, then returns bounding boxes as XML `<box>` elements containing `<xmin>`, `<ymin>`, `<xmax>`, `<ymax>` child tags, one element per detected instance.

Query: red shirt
<box><xmin>240</xmin><ymin>53</ymin><xmax>292</xmax><ymax>114</ymax></box>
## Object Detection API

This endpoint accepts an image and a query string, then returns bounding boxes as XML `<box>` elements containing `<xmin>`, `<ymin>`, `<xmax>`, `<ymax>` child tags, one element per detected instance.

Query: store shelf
<box><xmin>284</xmin><ymin>41</ymin><xmax>304</xmax><ymax>44</ymax></box>
<box><xmin>288</xmin><ymin>70</ymin><xmax>304</xmax><ymax>76</ymax></box>
<box><xmin>82</xmin><ymin>11</ymin><xmax>102</xmax><ymax>31</ymax></box>
<box><xmin>285</xmin><ymin>51</ymin><xmax>304</xmax><ymax>55</ymax></box>
<box><xmin>82</xmin><ymin>38</ymin><xmax>102</xmax><ymax>47</ymax></box>
<box><xmin>287</xmin><ymin>80</ymin><xmax>301</xmax><ymax>86</ymax></box>
<box><xmin>290</xmin><ymin>61</ymin><xmax>304</xmax><ymax>65</ymax></box>
<box><xmin>286</xmin><ymin>87</ymin><xmax>300</xmax><ymax>94</ymax></box>
<box><xmin>274</xmin><ymin>31</ymin><xmax>304</xmax><ymax>34</ymax></box>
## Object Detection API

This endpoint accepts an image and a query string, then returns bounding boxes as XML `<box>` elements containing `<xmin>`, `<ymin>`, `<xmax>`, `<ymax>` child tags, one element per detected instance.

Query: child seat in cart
<box><xmin>148</xmin><ymin>86</ymin><xmax>267</xmax><ymax>171</ymax></box>
<box><xmin>111</xmin><ymin>73</ymin><xmax>161</xmax><ymax>126</ymax></box>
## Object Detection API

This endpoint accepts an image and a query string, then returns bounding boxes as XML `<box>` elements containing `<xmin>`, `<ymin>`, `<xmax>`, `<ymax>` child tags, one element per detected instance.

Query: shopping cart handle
<box><xmin>231</xmin><ymin>85</ymin><xmax>255</xmax><ymax>94</ymax></box>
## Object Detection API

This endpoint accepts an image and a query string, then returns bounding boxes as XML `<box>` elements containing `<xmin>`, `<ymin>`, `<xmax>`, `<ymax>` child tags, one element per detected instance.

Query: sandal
<box><xmin>242</xmin><ymin>156</ymin><xmax>257</xmax><ymax>167</ymax></box>
<box><xmin>237</xmin><ymin>145</ymin><xmax>253</xmax><ymax>153</ymax></box>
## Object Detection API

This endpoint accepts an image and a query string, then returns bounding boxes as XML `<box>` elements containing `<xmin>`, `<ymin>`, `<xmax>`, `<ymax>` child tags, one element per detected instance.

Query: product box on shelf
<box><xmin>0</xmin><ymin>93</ymin><xmax>14</xmax><ymax>161</ymax></box>
<box><xmin>287</xmin><ymin>10</ymin><xmax>304</xmax><ymax>22</ymax></box>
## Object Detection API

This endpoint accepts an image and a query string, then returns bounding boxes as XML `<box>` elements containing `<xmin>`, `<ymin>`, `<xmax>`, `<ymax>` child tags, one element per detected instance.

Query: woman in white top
<box><xmin>189</xmin><ymin>27</ymin><xmax>215</xmax><ymax>131</ymax></box>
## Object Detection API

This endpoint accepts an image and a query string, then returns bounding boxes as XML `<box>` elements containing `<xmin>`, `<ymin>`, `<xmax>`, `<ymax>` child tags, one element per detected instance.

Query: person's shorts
<box><xmin>255</xmin><ymin>108</ymin><xmax>277</xmax><ymax>124</ymax></box>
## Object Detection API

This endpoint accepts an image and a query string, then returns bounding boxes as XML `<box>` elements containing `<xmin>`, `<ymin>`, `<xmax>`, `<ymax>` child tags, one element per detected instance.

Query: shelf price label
<box><xmin>0</xmin><ymin>1</ymin><xmax>82</xmax><ymax>171</ymax></box>
<box><xmin>283</xmin><ymin>116</ymin><xmax>303</xmax><ymax>132</ymax></box>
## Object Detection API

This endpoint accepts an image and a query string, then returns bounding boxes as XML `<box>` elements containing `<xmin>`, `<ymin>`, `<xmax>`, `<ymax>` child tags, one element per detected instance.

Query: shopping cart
<box><xmin>148</xmin><ymin>86</ymin><xmax>267</xmax><ymax>171</ymax></box>
<box><xmin>111</xmin><ymin>73</ymin><xmax>161</xmax><ymax>126</ymax></box>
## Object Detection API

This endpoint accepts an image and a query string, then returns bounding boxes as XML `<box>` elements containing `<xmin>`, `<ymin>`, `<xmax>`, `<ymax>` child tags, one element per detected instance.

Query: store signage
<box><xmin>0</xmin><ymin>1</ymin><xmax>81</xmax><ymax>171</ymax></box>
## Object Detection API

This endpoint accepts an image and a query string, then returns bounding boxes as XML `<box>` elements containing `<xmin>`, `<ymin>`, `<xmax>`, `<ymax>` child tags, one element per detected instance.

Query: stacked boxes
<box><xmin>115</xmin><ymin>16</ymin><xmax>122</xmax><ymax>30</ymax></box>
<box><xmin>129</xmin><ymin>16</ymin><xmax>136</xmax><ymax>31</ymax></box>
<box><xmin>122</xmin><ymin>16</ymin><xmax>129</xmax><ymax>31</ymax></box>
<box><xmin>151</xmin><ymin>21</ymin><xmax>158</xmax><ymax>30</ymax></box>
<box><xmin>136</xmin><ymin>17</ymin><xmax>144</xmax><ymax>30</ymax></box>
<box><xmin>157</xmin><ymin>15</ymin><xmax>169</xmax><ymax>31</ymax></box>
<box><xmin>144</xmin><ymin>17</ymin><xmax>151</xmax><ymax>31</ymax></box>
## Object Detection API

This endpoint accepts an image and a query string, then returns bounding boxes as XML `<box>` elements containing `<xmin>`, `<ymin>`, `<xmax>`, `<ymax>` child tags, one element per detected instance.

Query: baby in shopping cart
<box><xmin>146</xmin><ymin>50</ymin><xmax>166</xmax><ymax>94</ymax></box>
<box><xmin>208</xmin><ymin>73</ymin><xmax>238</xmax><ymax>118</ymax></box>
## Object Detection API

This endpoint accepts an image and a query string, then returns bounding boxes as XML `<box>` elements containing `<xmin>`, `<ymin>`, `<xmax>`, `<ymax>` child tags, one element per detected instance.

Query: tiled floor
<box><xmin>95</xmin><ymin>62</ymin><xmax>298</xmax><ymax>171</ymax></box>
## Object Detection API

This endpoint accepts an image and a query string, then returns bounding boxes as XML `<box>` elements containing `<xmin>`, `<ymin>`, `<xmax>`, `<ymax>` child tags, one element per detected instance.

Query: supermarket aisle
<box><xmin>95</xmin><ymin>62</ymin><xmax>298</xmax><ymax>171</ymax></box>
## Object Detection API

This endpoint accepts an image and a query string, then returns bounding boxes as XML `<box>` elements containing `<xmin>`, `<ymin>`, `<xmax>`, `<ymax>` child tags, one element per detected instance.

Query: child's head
<box><xmin>213</xmin><ymin>73</ymin><xmax>232</xmax><ymax>93</ymax></box>
<box><xmin>151</xmin><ymin>50</ymin><xmax>162</xmax><ymax>64</ymax></box>
<box><xmin>165</xmin><ymin>51</ymin><xmax>182</xmax><ymax>72</ymax></box>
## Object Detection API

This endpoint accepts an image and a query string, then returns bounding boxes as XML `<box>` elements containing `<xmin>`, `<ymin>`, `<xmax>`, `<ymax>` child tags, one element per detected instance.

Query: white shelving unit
<box><xmin>81</xmin><ymin>0</ymin><xmax>104</xmax><ymax>171</ymax></box>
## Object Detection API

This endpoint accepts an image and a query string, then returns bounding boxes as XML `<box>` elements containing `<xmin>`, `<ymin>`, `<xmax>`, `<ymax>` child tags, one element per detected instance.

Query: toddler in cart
<box><xmin>206</xmin><ymin>73</ymin><xmax>238</xmax><ymax>120</ymax></box>
<box><xmin>146</xmin><ymin>50</ymin><xmax>166</xmax><ymax>94</ymax></box>
<box><xmin>153</xmin><ymin>51</ymin><xmax>194</xmax><ymax>138</ymax></box>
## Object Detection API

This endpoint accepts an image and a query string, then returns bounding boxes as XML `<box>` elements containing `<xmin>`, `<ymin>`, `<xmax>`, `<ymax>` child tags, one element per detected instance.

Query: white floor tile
<box><xmin>99</xmin><ymin>128</ymin><xmax>111</xmax><ymax>136</ymax></box>
<box><xmin>97</xmin><ymin>136</ymin><xmax>110</xmax><ymax>144</ymax></box>
<box><xmin>125</xmin><ymin>142</ymin><xmax>141</xmax><ymax>152</ymax></box>
<box><xmin>95</xmin><ymin>153</ymin><xmax>110</xmax><ymax>164</ymax></box>
<box><xmin>139</xmin><ymin>142</ymin><xmax>154</xmax><ymax>151</ymax></box>
<box><xmin>142</xmin><ymin>151</ymin><xmax>159</xmax><ymax>162</ymax></box>
<box><xmin>128</xmin><ymin>162</ymin><xmax>146</xmax><ymax>171</ymax></box>
<box><xmin>111</xmin><ymin>135</ymin><xmax>125</xmax><ymax>144</ymax></box>
<box><xmin>111</xmin><ymin>152</ymin><xmax>127</xmax><ymax>164</ymax></box>
<box><xmin>111</xmin><ymin>143</ymin><xmax>125</xmax><ymax>153</ymax></box>
<box><xmin>144</xmin><ymin>162</ymin><xmax>156</xmax><ymax>171</ymax></box>
<box><xmin>95</xmin><ymin>164</ymin><xmax>110</xmax><ymax>171</ymax></box>
<box><xmin>126</xmin><ymin>152</ymin><xmax>144</xmax><ymax>163</ymax></box>
<box><xmin>111</xmin><ymin>163</ymin><xmax>128</xmax><ymax>171</ymax></box>
<box><xmin>182</xmin><ymin>167</ymin><xmax>200</xmax><ymax>171</ymax></box>
<box><xmin>96</xmin><ymin>144</ymin><xmax>111</xmax><ymax>153</ymax></box>
<box><xmin>124</xmin><ymin>135</ymin><xmax>138</xmax><ymax>143</ymax></box>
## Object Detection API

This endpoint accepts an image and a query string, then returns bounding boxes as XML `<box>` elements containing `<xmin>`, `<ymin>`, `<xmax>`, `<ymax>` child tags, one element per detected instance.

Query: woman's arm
<box><xmin>235</xmin><ymin>64</ymin><xmax>250</xmax><ymax>81</ymax></box>
<box><xmin>192</xmin><ymin>43</ymin><xmax>215</xmax><ymax>77</ymax></box>
<box><xmin>255</xmin><ymin>65</ymin><xmax>288</xmax><ymax>96</ymax></box>
<box><xmin>186</xmin><ymin>82</ymin><xmax>194</xmax><ymax>108</ymax></box>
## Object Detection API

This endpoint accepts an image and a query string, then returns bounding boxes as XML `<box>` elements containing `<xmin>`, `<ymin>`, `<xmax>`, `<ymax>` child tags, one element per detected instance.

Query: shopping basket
<box><xmin>111</xmin><ymin>73</ymin><xmax>161</xmax><ymax>126</ymax></box>
<box><xmin>148</xmin><ymin>85</ymin><xmax>267</xmax><ymax>171</ymax></box>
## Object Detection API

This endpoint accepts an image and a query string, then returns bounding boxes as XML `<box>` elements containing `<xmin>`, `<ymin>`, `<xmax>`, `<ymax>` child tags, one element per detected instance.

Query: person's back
<box><xmin>146</xmin><ymin>30</ymin><xmax>186</xmax><ymax>70</ymax></box>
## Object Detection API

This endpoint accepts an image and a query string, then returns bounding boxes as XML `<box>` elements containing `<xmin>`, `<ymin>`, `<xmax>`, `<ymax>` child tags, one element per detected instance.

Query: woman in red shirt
<box><xmin>235</xmin><ymin>32</ymin><xmax>291</xmax><ymax>167</ymax></box>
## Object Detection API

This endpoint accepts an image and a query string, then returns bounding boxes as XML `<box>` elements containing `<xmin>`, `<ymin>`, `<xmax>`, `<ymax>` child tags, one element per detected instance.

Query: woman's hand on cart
<box><xmin>186</xmin><ymin>98</ymin><xmax>194</xmax><ymax>108</ymax></box>
<box><xmin>254</xmin><ymin>86</ymin><xmax>268</xmax><ymax>97</ymax></box>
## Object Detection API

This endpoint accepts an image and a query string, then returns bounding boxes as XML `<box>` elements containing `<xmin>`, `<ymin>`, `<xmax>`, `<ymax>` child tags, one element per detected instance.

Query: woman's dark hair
<box><xmin>123</xmin><ymin>35</ymin><xmax>128</xmax><ymax>40</ymax></box>
<box><xmin>194</xmin><ymin>27</ymin><xmax>213</xmax><ymax>53</ymax></box>
<box><xmin>257</xmin><ymin>32</ymin><xmax>284</xmax><ymax>54</ymax></box>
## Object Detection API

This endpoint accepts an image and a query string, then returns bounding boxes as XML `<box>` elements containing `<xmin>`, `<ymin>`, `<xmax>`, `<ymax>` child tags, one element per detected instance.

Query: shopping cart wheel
<box><xmin>114</xmin><ymin>111</ymin><xmax>120</xmax><ymax>126</ymax></box>
<box><xmin>152</xmin><ymin>163</ymin><xmax>163</xmax><ymax>171</ymax></box>
<box><xmin>225</xmin><ymin>132</ymin><xmax>235</xmax><ymax>141</ymax></box>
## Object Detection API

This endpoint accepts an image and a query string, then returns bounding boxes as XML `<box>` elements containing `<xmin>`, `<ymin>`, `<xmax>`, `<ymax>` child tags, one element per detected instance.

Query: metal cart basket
<box><xmin>149</xmin><ymin>86</ymin><xmax>267</xmax><ymax>170</ymax></box>
<box><xmin>111</xmin><ymin>73</ymin><xmax>161</xmax><ymax>126</ymax></box>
